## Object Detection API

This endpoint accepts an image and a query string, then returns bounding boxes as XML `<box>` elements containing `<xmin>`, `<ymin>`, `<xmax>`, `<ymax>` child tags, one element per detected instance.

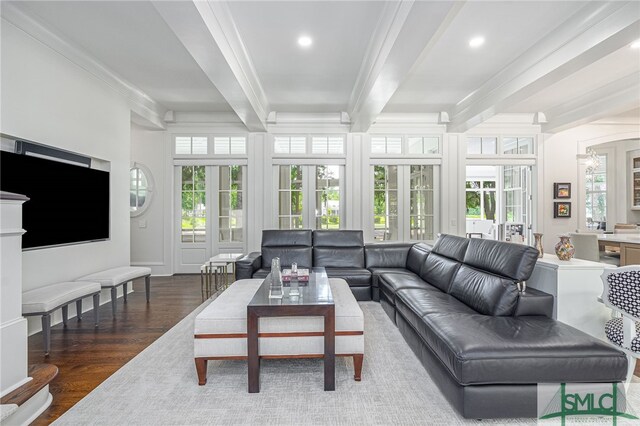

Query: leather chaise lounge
<box><xmin>236</xmin><ymin>230</ymin><xmax>627</xmax><ymax>419</ymax></box>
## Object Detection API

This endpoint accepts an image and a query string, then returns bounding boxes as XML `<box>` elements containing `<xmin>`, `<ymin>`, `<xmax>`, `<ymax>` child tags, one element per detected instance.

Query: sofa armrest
<box><xmin>236</xmin><ymin>252</ymin><xmax>261</xmax><ymax>280</ymax></box>
<box><xmin>513</xmin><ymin>287</ymin><xmax>554</xmax><ymax>318</ymax></box>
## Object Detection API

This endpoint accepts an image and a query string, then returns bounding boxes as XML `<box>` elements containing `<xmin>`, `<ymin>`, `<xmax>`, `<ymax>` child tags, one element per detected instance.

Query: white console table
<box><xmin>527</xmin><ymin>254</ymin><xmax>614</xmax><ymax>340</ymax></box>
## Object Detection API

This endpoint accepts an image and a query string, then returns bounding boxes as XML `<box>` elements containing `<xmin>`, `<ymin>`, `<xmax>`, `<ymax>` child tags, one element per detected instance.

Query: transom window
<box><xmin>503</xmin><ymin>137</ymin><xmax>533</xmax><ymax>155</ymax></box>
<box><xmin>467</xmin><ymin>137</ymin><xmax>497</xmax><ymax>155</ymax></box>
<box><xmin>371</xmin><ymin>136</ymin><xmax>402</xmax><ymax>154</ymax></box>
<box><xmin>311</xmin><ymin>136</ymin><xmax>344</xmax><ymax>154</ymax></box>
<box><xmin>175</xmin><ymin>136</ymin><xmax>208</xmax><ymax>155</ymax></box>
<box><xmin>408</xmin><ymin>137</ymin><xmax>440</xmax><ymax>154</ymax></box>
<box><xmin>213</xmin><ymin>137</ymin><xmax>246</xmax><ymax>155</ymax></box>
<box><xmin>274</xmin><ymin>136</ymin><xmax>306</xmax><ymax>154</ymax></box>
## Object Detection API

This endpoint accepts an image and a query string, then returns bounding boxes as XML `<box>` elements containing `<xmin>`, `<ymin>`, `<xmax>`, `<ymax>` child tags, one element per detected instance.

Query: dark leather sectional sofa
<box><xmin>236</xmin><ymin>229</ymin><xmax>627</xmax><ymax>419</ymax></box>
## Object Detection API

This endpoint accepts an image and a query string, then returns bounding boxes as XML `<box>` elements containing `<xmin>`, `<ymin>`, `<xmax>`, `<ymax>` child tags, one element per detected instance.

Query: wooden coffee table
<box><xmin>246</xmin><ymin>267</ymin><xmax>335</xmax><ymax>393</ymax></box>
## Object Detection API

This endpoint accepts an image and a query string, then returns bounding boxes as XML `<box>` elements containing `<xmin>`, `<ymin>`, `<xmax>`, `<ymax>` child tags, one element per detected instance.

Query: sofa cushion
<box><xmin>464</xmin><ymin>238</ymin><xmax>539</xmax><ymax>282</ymax></box>
<box><xmin>324</xmin><ymin>268</ymin><xmax>371</xmax><ymax>287</ymax></box>
<box><xmin>379</xmin><ymin>273</ymin><xmax>438</xmax><ymax>303</ymax></box>
<box><xmin>261</xmin><ymin>230</ymin><xmax>312</xmax><ymax>269</ymax></box>
<box><xmin>76</xmin><ymin>266</ymin><xmax>151</xmax><ymax>287</ymax></box>
<box><xmin>369</xmin><ymin>267</ymin><xmax>415</xmax><ymax>289</ymax></box>
<box><xmin>406</xmin><ymin>243</ymin><xmax>431</xmax><ymax>274</ymax></box>
<box><xmin>252</xmin><ymin>268</ymin><xmax>270</xmax><ymax>279</ymax></box>
<box><xmin>449</xmin><ymin>265</ymin><xmax>519</xmax><ymax>316</ymax></box>
<box><xmin>395</xmin><ymin>289</ymin><xmax>477</xmax><ymax>337</ymax></box>
<box><xmin>431</xmin><ymin>234</ymin><xmax>468</xmax><ymax>262</ymax></box>
<box><xmin>365</xmin><ymin>243</ymin><xmax>412</xmax><ymax>268</ymax></box>
<box><xmin>416</xmin><ymin>313</ymin><xmax>627</xmax><ymax>385</ymax></box>
<box><xmin>314</xmin><ymin>247</ymin><xmax>365</xmax><ymax>268</ymax></box>
<box><xmin>419</xmin><ymin>253</ymin><xmax>461</xmax><ymax>293</ymax></box>
<box><xmin>313</xmin><ymin>230</ymin><xmax>365</xmax><ymax>268</ymax></box>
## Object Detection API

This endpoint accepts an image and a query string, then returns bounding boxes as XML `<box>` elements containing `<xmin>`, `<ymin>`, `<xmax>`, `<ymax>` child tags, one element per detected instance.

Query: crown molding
<box><xmin>2</xmin><ymin>2</ymin><xmax>166</xmax><ymax>130</ymax></box>
<box><xmin>447</xmin><ymin>2</ymin><xmax>640</xmax><ymax>133</ymax></box>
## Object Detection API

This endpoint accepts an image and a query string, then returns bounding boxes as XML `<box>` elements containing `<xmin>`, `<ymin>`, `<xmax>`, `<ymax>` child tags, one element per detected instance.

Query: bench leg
<box><xmin>61</xmin><ymin>305</ymin><xmax>68</xmax><ymax>326</ymax></box>
<box><xmin>123</xmin><ymin>282</ymin><xmax>128</xmax><ymax>302</ymax></box>
<box><xmin>110</xmin><ymin>287</ymin><xmax>117</xmax><ymax>317</ymax></box>
<box><xmin>145</xmin><ymin>275</ymin><xmax>151</xmax><ymax>302</ymax></box>
<box><xmin>76</xmin><ymin>299</ymin><xmax>83</xmax><ymax>321</ymax></box>
<box><xmin>42</xmin><ymin>313</ymin><xmax>51</xmax><ymax>355</ymax></box>
<box><xmin>93</xmin><ymin>293</ymin><xmax>100</xmax><ymax>327</ymax></box>
<box><xmin>195</xmin><ymin>358</ymin><xmax>208</xmax><ymax>385</ymax></box>
<box><xmin>353</xmin><ymin>354</ymin><xmax>363</xmax><ymax>381</ymax></box>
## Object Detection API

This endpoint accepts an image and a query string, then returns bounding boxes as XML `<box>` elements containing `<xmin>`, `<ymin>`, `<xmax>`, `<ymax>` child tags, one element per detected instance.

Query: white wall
<box><xmin>542</xmin><ymin>124</ymin><xmax>640</xmax><ymax>252</ymax></box>
<box><xmin>1</xmin><ymin>19</ymin><xmax>131</xmax><ymax>332</ymax></box>
<box><xmin>130</xmin><ymin>124</ymin><xmax>171</xmax><ymax>275</ymax></box>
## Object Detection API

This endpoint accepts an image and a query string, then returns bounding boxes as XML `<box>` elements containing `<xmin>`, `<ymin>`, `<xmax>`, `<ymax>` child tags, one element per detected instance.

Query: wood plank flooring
<box><xmin>28</xmin><ymin>274</ymin><xmax>205</xmax><ymax>425</ymax></box>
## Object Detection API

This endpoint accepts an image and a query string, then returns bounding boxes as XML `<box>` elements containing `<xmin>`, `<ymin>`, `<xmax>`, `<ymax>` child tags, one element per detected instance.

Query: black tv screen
<box><xmin>1</xmin><ymin>150</ymin><xmax>110</xmax><ymax>249</ymax></box>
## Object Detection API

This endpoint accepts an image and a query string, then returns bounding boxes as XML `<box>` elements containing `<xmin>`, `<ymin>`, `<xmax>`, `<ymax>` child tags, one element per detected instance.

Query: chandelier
<box><xmin>584</xmin><ymin>148</ymin><xmax>601</xmax><ymax>174</ymax></box>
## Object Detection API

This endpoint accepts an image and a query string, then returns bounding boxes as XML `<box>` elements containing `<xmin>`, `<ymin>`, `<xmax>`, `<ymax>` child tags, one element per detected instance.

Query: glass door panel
<box><xmin>373</xmin><ymin>165</ymin><xmax>399</xmax><ymax>241</ymax></box>
<box><xmin>409</xmin><ymin>165</ymin><xmax>435</xmax><ymax>240</ymax></box>
<box><xmin>315</xmin><ymin>165</ymin><xmax>341</xmax><ymax>229</ymax></box>
<box><xmin>181</xmin><ymin>165</ymin><xmax>206</xmax><ymax>243</ymax></box>
<box><xmin>278</xmin><ymin>165</ymin><xmax>304</xmax><ymax>229</ymax></box>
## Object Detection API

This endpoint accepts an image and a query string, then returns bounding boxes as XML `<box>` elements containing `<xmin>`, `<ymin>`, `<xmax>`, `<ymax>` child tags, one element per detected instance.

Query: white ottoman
<box><xmin>76</xmin><ymin>266</ymin><xmax>151</xmax><ymax>316</ymax></box>
<box><xmin>194</xmin><ymin>278</ymin><xmax>364</xmax><ymax>385</ymax></box>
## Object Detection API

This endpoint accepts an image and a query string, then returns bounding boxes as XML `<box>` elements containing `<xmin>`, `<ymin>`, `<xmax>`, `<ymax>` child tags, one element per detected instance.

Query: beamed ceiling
<box><xmin>3</xmin><ymin>0</ymin><xmax>640</xmax><ymax>133</ymax></box>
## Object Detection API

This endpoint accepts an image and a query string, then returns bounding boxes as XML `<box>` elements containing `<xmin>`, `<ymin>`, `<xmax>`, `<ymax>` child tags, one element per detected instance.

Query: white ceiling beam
<box><xmin>152</xmin><ymin>1</ymin><xmax>268</xmax><ymax>132</ymax></box>
<box><xmin>447</xmin><ymin>1</ymin><xmax>640</xmax><ymax>133</ymax></box>
<box><xmin>348</xmin><ymin>1</ymin><xmax>463</xmax><ymax>133</ymax></box>
<box><xmin>542</xmin><ymin>72</ymin><xmax>640</xmax><ymax>133</ymax></box>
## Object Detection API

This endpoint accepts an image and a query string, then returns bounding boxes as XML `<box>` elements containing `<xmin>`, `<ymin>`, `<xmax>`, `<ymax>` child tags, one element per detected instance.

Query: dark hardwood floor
<box><xmin>28</xmin><ymin>274</ymin><xmax>205</xmax><ymax>425</ymax></box>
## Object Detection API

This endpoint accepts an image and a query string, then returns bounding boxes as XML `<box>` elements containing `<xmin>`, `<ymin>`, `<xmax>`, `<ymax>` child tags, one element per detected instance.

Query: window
<box><xmin>504</xmin><ymin>165</ymin><xmax>527</xmax><ymax>223</ymax></box>
<box><xmin>213</xmin><ymin>137</ymin><xmax>246</xmax><ymax>155</ymax></box>
<box><xmin>315</xmin><ymin>165</ymin><xmax>341</xmax><ymax>229</ymax></box>
<box><xmin>465</xmin><ymin>180</ymin><xmax>496</xmax><ymax>220</ymax></box>
<box><xmin>585</xmin><ymin>154</ymin><xmax>607</xmax><ymax>228</ymax></box>
<box><xmin>371</xmin><ymin>136</ymin><xmax>402</xmax><ymax>154</ymax></box>
<box><xmin>373</xmin><ymin>165</ymin><xmax>399</xmax><ymax>241</ymax></box>
<box><xmin>467</xmin><ymin>137</ymin><xmax>497</xmax><ymax>155</ymax></box>
<box><xmin>373</xmin><ymin>165</ymin><xmax>439</xmax><ymax>241</ymax></box>
<box><xmin>278</xmin><ymin>165</ymin><xmax>304</xmax><ymax>229</ymax></box>
<box><xmin>312</xmin><ymin>136</ymin><xmax>344</xmax><ymax>154</ymax></box>
<box><xmin>130</xmin><ymin>164</ymin><xmax>153</xmax><ymax>217</ymax></box>
<box><xmin>274</xmin><ymin>136</ymin><xmax>306</xmax><ymax>154</ymax></box>
<box><xmin>503</xmin><ymin>137</ymin><xmax>533</xmax><ymax>154</ymax></box>
<box><xmin>407</xmin><ymin>137</ymin><xmax>440</xmax><ymax>155</ymax></box>
<box><xmin>181</xmin><ymin>166</ymin><xmax>206</xmax><ymax>242</ymax></box>
<box><xmin>175</xmin><ymin>136</ymin><xmax>208</xmax><ymax>155</ymax></box>
<box><xmin>219</xmin><ymin>165</ymin><xmax>243</xmax><ymax>242</ymax></box>
<box><xmin>409</xmin><ymin>165</ymin><xmax>435</xmax><ymax>240</ymax></box>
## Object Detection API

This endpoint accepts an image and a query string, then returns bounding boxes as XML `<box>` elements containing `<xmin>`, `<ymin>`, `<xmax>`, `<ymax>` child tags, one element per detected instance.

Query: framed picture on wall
<box><xmin>554</xmin><ymin>202</ymin><xmax>571</xmax><ymax>218</ymax></box>
<box><xmin>553</xmin><ymin>182</ymin><xmax>571</xmax><ymax>199</ymax></box>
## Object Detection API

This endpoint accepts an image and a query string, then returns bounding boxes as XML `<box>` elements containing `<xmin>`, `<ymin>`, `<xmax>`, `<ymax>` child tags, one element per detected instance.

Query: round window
<box><xmin>130</xmin><ymin>163</ymin><xmax>154</xmax><ymax>217</ymax></box>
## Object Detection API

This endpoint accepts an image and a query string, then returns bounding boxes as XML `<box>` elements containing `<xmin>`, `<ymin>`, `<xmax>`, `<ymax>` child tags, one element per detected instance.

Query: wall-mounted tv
<box><xmin>0</xmin><ymin>150</ymin><xmax>110</xmax><ymax>250</ymax></box>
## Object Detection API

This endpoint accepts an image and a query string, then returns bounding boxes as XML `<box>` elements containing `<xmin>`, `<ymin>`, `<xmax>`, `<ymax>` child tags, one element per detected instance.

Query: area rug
<box><xmin>52</xmin><ymin>299</ymin><xmax>544</xmax><ymax>425</ymax></box>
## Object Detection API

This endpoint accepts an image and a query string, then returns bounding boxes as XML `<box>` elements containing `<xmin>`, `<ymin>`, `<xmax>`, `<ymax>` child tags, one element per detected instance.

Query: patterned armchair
<box><xmin>601</xmin><ymin>266</ymin><xmax>640</xmax><ymax>383</ymax></box>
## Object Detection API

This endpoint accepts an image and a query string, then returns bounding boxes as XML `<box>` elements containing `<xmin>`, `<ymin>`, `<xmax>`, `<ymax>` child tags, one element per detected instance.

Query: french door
<box><xmin>175</xmin><ymin>164</ymin><xmax>246</xmax><ymax>273</ymax></box>
<box><xmin>370</xmin><ymin>164</ymin><xmax>440</xmax><ymax>242</ymax></box>
<box><xmin>273</xmin><ymin>164</ymin><xmax>344</xmax><ymax>229</ymax></box>
<box><xmin>465</xmin><ymin>165</ymin><xmax>533</xmax><ymax>243</ymax></box>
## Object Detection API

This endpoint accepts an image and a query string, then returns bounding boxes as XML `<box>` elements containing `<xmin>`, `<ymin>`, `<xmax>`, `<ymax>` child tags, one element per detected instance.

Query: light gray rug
<box><xmin>51</xmin><ymin>300</ymin><xmax>541</xmax><ymax>425</ymax></box>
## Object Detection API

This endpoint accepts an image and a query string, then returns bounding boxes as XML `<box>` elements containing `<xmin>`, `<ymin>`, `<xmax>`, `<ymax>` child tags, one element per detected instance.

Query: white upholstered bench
<box><xmin>194</xmin><ymin>278</ymin><xmax>364</xmax><ymax>385</ymax></box>
<box><xmin>76</xmin><ymin>266</ymin><xmax>152</xmax><ymax>317</ymax></box>
<box><xmin>22</xmin><ymin>281</ymin><xmax>101</xmax><ymax>354</ymax></box>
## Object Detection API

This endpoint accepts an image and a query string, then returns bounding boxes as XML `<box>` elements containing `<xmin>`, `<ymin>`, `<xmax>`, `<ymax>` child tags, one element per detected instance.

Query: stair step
<box><xmin>0</xmin><ymin>364</ymin><xmax>58</xmax><ymax>407</ymax></box>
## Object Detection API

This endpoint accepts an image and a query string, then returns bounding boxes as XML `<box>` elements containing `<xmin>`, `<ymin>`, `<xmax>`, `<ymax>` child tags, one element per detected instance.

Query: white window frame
<box><xmin>173</xmin><ymin>135</ymin><xmax>209</xmax><ymax>156</ymax></box>
<box><xmin>130</xmin><ymin>162</ymin><xmax>154</xmax><ymax>217</ymax></box>
<box><xmin>212</xmin><ymin>136</ymin><xmax>247</xmax><ymax>156</ymax></box>
<box><xmin>369</xmin><ymin>134</ymin><xmax>443</xmax><ymax>159</ymax></box>
<box><xmin>173</xmin><ymin>134</ymin><xmax>248</xmax><ymax>158</ymax></box>
<box><xmin>465</xmin><ymin>135</ymin><xmax>537</xmax><ymax>159</ymax></box>
<box><xmin>584</xmin><ymin>153</ymin><xmax>608</xmax><ymax>229</ymax></box>
<box><xmin>271</xmin><ymin>134</ymin><xmax>346</xmax><ymax>158</ymax></box>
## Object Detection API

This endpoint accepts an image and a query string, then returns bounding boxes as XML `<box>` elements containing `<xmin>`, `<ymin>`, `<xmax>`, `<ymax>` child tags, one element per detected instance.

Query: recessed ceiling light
<box><xmin>469</xmin><ymin>36</ymin><xmax>485</xmax><ymax>48</ymax></box>
<box><xmin>631</xmin><ymin>39</ymin><xmax>640</xmax><ymax>49</ymax></box>
<box><xmin>298</xmin><ymin>36</ymin><xmax>312</xmax><ymax>48</ymax></box>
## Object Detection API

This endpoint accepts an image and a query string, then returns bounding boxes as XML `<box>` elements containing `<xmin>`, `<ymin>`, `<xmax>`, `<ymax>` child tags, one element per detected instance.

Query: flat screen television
<box><xmin>0</xmin><ymin>150</ymin><xmax>110</xmax><ymax>250</ymax></box>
